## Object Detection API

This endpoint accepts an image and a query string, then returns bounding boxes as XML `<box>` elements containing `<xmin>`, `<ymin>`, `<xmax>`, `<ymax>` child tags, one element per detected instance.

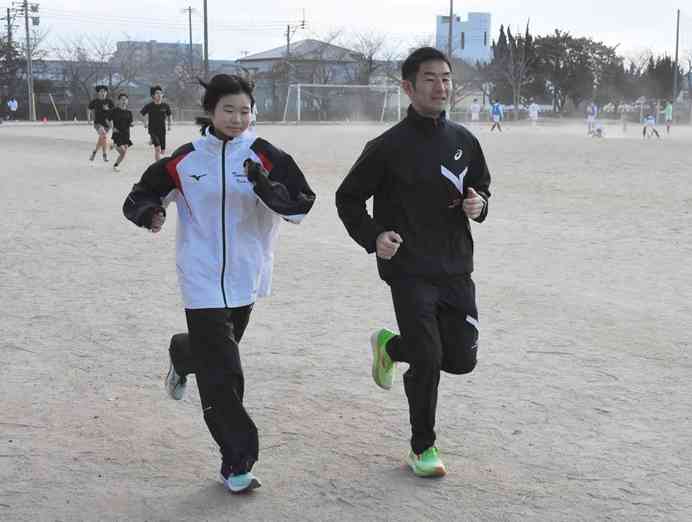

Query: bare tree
<box><xmin>53</xmin><ymin>36</ymin><xmax>104</xmax><ymax>102</ymax></box>
<box><xmin>345</xmin><ymin>30</ymin><xmax>399</xmax><ymax>84</ymax></box>
<box><xmin>407</xmin><ymin>33</ymin><xmax>435</xmax><ymax>52</ymax></box>
<box><xmin>623</xmin><ymin>48</ymin><xmax>654</xmax><ymax>73</ymax></box>
<box><xmin>298</xmin><ymin>30</ymin><xmax>348</xmax><ymax>84</ymax></box>
<box><xmin>496</xmin><ymin>24</ymin><xmax>535</xmax><ymax>118</ymax></box>
<box><xmin>26</xmin><ymin>27</ymin><xmax>50</xmax><ymax>62</ymax></box>
<box><xmin>53</xmin><ymin>35</ymin><xmax>141</xmax><ymax>95</ymax></box>
<box><xmin>268</xmin><ymin>30</ymin><xmax>350</xmax><ymax>120</ymax></box>
<box><xmin>52</xmin><ymin>34</ymin><xmax>147</xmax><ymax>120</ymax></box>
<box><xmin>449</xmin><ymin>58</ymin><xmax>482</xmax><ymax>112</ymax></box>
<box><xmin>108</xmin><ymin>37</ymin><xmax>142</xmax><ymax>94</ymax></box>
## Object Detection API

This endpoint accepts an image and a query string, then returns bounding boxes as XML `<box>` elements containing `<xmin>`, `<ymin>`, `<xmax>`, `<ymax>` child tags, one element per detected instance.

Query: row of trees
<box><xmin>0</xmin><ymin>29</ymin><xmax>401</xmax><ymax>120</ymax></box>
<box><xmin>0</xmin><ymin>31</ymin><xmax>203</xmax><ymax>119</ymax></box>
<box><xmin>468</xmin><ymin>24</ymin><xmax>688</xmax><ymax>115</ymax></box>
<box><xmin>1</xmin><ymin>24</ymin><xmax>690</xmax><ymax>119</ymax></box>
<box><xmin>0</xmin><ymin>25</ymin><xmax>54</xmax><ymax>109</ymax></box>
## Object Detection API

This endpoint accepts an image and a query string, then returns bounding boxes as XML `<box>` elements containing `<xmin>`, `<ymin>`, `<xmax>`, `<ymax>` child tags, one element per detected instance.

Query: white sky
<box><xmin>7</xmin><ymin>0</ymin><xmax>692</xmax><ymax>61</ymax></box>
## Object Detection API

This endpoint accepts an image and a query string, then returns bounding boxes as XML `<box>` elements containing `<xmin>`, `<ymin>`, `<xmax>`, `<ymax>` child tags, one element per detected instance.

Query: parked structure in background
<box><xmin>237</xmin><ymin>39</ymin><xmax>363</xmax><ymax>120</ymax></box>
<box><xmin>435</xmin><ymin>12</ymin><xmax>492</xmax><ymax>64</ymax></box>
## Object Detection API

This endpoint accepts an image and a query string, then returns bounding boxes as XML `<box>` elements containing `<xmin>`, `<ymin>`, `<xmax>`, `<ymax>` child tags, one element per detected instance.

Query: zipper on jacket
<box><xmin>220</xmin><ymin>140</ymin><xmax>229</xmax><ymax>307</ymax></box>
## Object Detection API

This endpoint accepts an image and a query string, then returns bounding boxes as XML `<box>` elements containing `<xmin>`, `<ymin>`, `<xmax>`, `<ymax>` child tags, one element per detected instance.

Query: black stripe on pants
<box><xmin>386</xmin><ymin>276</ymin><xmax>478</xmax><ymax>455</ymax></box>
<box><xmin>183</xmin><ymin>306</ymin><xmax>258</xmax><ymax>473</ymax></box>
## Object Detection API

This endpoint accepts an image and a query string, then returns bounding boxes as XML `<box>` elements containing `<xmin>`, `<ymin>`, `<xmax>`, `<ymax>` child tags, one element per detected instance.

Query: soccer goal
<box><xmin>282</xmin><ymin>83</ymin><xmax>402</xmax><ymax>123</ymax></box>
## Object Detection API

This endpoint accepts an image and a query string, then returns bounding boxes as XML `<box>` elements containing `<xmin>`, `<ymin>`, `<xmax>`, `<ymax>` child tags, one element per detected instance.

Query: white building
<box><xmin>435</xmin><ymin>12</ymin><xmax>492</xmax><ymax>64</ymax></box>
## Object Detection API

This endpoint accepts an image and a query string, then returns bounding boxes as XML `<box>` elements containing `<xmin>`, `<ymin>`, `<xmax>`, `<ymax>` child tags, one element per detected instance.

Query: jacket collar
<box><xmin>406</xmin><ymin>105</ymin><xmax>447</xmax><ymax>133</ymax></box>
<box><xmin>200</xmin><ymin>125</ymin><xmax>256</xmax><ymax>151</ymax></box>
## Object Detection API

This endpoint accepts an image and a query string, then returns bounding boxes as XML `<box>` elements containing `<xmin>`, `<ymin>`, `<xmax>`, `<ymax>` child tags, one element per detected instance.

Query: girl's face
<box><xmin>119</xmin><ymin>97</ymin><xmax>128</xmax><ymax>109</ymax></box>
<box><xmin>98</xmin><ymin>89</ymin><xmax>107</xmax><ymax>99</ymax></box>
<box><xmin>211</xmin><ymin>93</ymin><xmax>253</xmax><ymax>138</ymax></box>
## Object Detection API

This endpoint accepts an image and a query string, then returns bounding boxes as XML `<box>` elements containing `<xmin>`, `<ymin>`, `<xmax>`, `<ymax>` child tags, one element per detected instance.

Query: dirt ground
<box><xmin>1</xmin><ymin>118</ymin><xmax>691</xmax><ymax>521</ymax></box>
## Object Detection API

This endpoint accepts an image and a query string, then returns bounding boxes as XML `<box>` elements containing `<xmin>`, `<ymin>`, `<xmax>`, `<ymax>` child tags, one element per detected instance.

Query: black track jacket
<box><xmin>336</xmin><ymin>106</ymin><xmax>491</xmax><ymax>282</ymax></box>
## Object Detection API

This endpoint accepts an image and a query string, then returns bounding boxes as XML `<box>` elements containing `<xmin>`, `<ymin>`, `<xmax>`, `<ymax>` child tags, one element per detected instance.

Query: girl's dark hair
<box><xmin>150</xmin><ymin>85</ymin><xmax>163</xmax><ymax>97</ymax></box>
<box><xmin>195</xmin><ymin>74</ymin><xmax>255</xmax><ymax>132</ymax></box>
<box><xmin>95</xmin><ymin>84</ymin><xmax>108</xmax><ymax>93</ymax></box>
<box><xmin>118</xmin><ymin>92</ymin><xmax>128</xmax><ymax>99</ymax></box>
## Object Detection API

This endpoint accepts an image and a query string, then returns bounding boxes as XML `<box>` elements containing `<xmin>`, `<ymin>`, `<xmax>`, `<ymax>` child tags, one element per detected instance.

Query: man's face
<box><xmin>402</xmin><ymin>59</ymin><xmax>451</xmax><ymax>117</ymax></box>
<box><xmin>119</xmin><ymin>97</ymin><xmax>128</xmax><ymax>109</ymax></box>
<box><xmin>98</xmin><ymin>89</ymin><xmax>107</xmax><ymax>100</ymax></box>
<box><xmin>153</xmin><ymin>91</ymin><xmax>162</xmax><ymax>103</ymax></box>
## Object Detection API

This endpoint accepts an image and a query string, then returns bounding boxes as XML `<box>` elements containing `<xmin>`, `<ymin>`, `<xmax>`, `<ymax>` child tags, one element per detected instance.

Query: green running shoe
<box><xmin>406</xmin><ymin>447</ymin><xmax>447</xmax><ymax>477</ymax></box>
<box><xmin>370</xmin><ymin>328</ymin><xmax>397</xmax><ymax>390</ymax></box>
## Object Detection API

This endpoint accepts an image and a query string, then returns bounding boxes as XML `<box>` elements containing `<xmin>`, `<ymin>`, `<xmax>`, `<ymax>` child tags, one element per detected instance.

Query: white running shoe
<box><xmin>165</xmin><ymin>360</ymin><xmax>187</xmax><ymax>400</ymax></box>
<box><xmin>220</xmin><ymin>471</ymin><xmax>261</xmax><ymax>493</ymax></box>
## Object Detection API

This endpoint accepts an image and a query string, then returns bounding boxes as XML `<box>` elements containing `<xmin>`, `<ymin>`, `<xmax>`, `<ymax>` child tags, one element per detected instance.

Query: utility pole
<box><xmin>284</xmin><ymin>14</ymin><xmax>305</xmax><ymax>120</ymax></box>
<box><xmin>202</xmin><ymin>0</ymin><xmax>208</xmax><ymax>78</ymax></box>
<box><xmin>19</xmin><ymin>0</ymin><xmax>38</xmax><ymax>121</ymax></box>
<box><xmin>182</xmin><ymin>6</ymin><xmax>196</xmax><ymax>73</ymax></box>
<box><xmin>447</xmin><ymin>0</ymin><xmax>454</xmax><ymax>59</ymax></box>
<box><xmin>286</xmin><ymin>24</ymin><xmax>290</xmax><ymax>57</ymax></box>
<box><xmin>6</xmin><ymin>8</ymin><xmax>12</xmax><ymax>45</ymax></box>
<box><xmin>673</xmin><ymin>8</ymin><xmax>680</xmax><ymax>102</ymax></box>
<box><xmin>285</xmin><ymin>13</ymin><xmax>306</xmax><ymax>59</ymax></box>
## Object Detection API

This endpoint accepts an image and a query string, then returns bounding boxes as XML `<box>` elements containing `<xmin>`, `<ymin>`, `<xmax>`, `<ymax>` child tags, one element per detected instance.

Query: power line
<box><xmin>38</xmin><ymin>14</ymin><xmax>298</xmax><ymax>33</ymax></box>
<box><xmin>38</xmin><ymin>7</ymin><xmax>299</xmax><ymax>30</ymax></box>
<box><xmin>40</xmin><ymin>13</ymin><xmax>290</xmax><ymax>30</ymax></box>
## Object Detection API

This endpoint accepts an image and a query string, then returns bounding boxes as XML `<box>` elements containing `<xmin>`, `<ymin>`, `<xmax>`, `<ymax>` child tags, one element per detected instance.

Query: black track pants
<box><xmin>176</xmin><ymin>306</ymin><xmax>257</xmax><ymax>473</ymax></box>
<box><xmin>386</xmin><ymin>276</ymin><xmax>479</xmax><ymax>454</ymax></box>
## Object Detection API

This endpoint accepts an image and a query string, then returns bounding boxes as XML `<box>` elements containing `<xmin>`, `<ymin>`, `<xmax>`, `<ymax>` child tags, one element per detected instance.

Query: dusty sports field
<box><xmin>1</xmin><ymin>118</ymin><xmax>691</xmax><ymax>521</ymax></box>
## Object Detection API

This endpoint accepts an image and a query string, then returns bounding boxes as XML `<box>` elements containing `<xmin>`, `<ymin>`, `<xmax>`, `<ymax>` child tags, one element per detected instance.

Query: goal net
<box><xmin>282</xmin><ymin>84</ymin><xmax>402</xmax><ymax>123</ymax></box>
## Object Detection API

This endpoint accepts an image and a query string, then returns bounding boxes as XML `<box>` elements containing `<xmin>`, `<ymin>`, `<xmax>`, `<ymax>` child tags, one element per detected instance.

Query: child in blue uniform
<box><xmin>490</xmin><ymin>100</ymin><xmax>503</xmax><ymax>132</ymax></box>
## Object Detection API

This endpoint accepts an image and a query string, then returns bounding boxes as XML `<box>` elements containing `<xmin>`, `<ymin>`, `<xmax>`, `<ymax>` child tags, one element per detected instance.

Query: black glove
<box><xmin>141</xmin><ymin>206</ymin><xmax>165</xmax><ymax>228</ymax></box>
<box><xmin>243</xmin><ymin>159</ymin><xmax>270</xmax><ymax>188</ymax></box>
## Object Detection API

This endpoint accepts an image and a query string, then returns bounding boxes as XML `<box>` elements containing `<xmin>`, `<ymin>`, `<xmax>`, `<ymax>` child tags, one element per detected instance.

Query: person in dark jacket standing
<box><xmin>335</xmin><ymin>47</ymin><xmax>491</xmax><ymax>478</ymax></box>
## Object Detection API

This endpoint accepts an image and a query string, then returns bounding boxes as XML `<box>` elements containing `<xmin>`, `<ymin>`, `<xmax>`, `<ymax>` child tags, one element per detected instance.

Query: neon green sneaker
<box><xmin>370</xmin><ymin>328</ymin><xmax>398</xmax><ymax>390</ymax></box>
<box><xmin>406</xmin><ymin>447</ymin><xmax>447</xmax><ymax>477</ymax></box>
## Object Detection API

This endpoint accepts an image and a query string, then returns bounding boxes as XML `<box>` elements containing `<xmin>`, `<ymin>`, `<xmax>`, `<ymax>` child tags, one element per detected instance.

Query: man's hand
<box><xmin>463</xmin><ymin>187</ymin><xmax>485</xmax><ymax>219</ymax></box>
<box><xmin>150</xmin><ymin>210</ymin><xmax>165</xmax><ymax>233</ymax></box>
<box><xmin>376</xmin><ymin>231</ymin><xmax>403</xmax><ymax>260</ymax></box>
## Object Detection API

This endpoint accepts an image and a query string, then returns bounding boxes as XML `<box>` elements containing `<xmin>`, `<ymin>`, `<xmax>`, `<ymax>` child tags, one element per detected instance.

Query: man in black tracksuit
<box><xmin>335</xmin><ymin>47</ymin><xmax>491</xmax><ymax>478</ymax></box>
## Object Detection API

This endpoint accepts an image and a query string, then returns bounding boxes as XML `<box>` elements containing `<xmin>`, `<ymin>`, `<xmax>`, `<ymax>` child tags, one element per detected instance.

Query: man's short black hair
<box><xmin>401</xmin><ymin>47</ymin><xmax>452</xmax><ymax>84</ymax></box>
<box><xmin>95</xmin><ymin>85</ymin><xmax>108</xmax><ymax>93</ymax></box>
<box><xmin>150</xmin><ymin>85</ymin><xmax>163</xmax><ymax>97</ymax></box>
<box><xmin>118</xmin><ymin>92</ymin><xmax>128</xmax><ymax>99</ymax></box>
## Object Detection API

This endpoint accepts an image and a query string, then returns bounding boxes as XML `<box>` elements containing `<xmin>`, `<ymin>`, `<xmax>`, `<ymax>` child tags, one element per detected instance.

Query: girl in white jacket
<box><xmin>124</xmin><ymin>74</ymin><xmax>315</xmax><ymax>493</ymax></box>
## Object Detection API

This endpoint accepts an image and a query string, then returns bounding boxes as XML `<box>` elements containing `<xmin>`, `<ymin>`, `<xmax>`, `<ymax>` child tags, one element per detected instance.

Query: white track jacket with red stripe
<box><xmin>123</xmin><ymin>127</ymin><xmax>316</xmax><ymax>309</ymax></box>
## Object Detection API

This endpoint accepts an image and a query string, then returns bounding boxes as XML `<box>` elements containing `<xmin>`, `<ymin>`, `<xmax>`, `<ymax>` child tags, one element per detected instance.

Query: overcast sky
<box><xmin>12</xmin><ymin>0</ymin><xmax>692</xmax><ymax>61</ymax></box>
